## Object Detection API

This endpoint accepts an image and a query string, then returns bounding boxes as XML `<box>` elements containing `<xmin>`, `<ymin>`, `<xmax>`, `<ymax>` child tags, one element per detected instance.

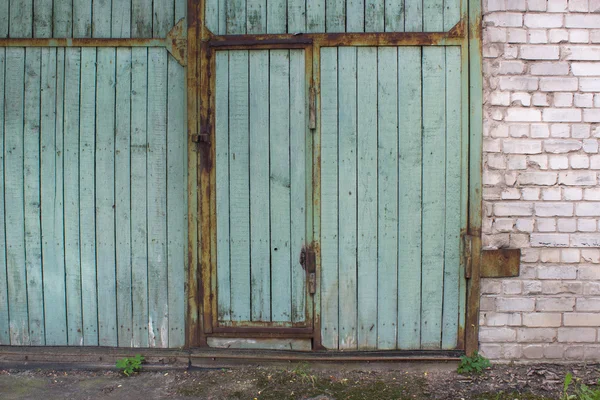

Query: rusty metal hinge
<box><xmin>165</xmin><ymin>18</ymin><xmax>188</xmax><ymax>67</ymax></box>
<box><xmin>463</xmin><ymin>234</ymin><xmax>473</xmax><ymax>279</ymax></box>
<box><xmin>300</xmin><ymin>246</ymin><xmax>317</xmax><ymax>294</ymax></box>
<box><xmin>191</xmin><ymin>133</ymin><xmax>210</xmax><ymax>145</ymax></box>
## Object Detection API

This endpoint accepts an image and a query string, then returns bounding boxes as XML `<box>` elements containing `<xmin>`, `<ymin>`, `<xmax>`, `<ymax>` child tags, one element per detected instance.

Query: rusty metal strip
<box><xmin>0</xmin><ymin>18</ymin><xmax>188</xmax><ymax>66</ymax></box>
<box><xmin>213</xmin><ymin>326</ymin><xmax>313</xmax><ymax>334</ymax></box>
<box><xmin>481</xmin><ymin>249</ymin><xmax>521</xmax><ymax>278</ymax></box>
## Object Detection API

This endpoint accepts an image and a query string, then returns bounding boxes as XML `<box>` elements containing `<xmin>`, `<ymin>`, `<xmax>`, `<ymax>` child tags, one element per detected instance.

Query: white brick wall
<box><xmin>481</xmin><ymin>0</ymin><xmax>600</xmax><ymax>361</ymax></box>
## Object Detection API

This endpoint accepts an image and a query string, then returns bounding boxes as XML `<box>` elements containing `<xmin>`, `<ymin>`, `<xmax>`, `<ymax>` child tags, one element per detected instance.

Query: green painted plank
<box><xmin>377</xmin><ymin>47</ymin><xmax>398</xmax><ymax>350</ymax></box>
<box><xmin>421</xmin><ymin>46</ymin><xmax>446</xmax><ymax>349</ymax></box>
<box><xmin>459</xmin><ymin>43</ymin><xmax>469</xmax><ymax>349</ymax></box>
<box><xmin>267</xmin><ymin>0</ymin><xmax>286</xmax><ymax>33</ymax></box>
<box><xmin>338</xmin><ymin>47</ymin><xmax>358</xmax><ymax>349</ymax></box>
<box><xmin>93</xmin><ymin>0</ymin><xmax>112</xmax><ymax>38</ymax></box>
<box><xmin>405</xmin><ymin>0</ymin><xmax>422</xmax><ymax>31</ymax></box>
<box><xmin>423</xmin><ymin>0</ymin><xmax>443</xmax><ymax>31</ymax></box>
<box><xmin>397</xmin><ymin>46</ymin><xmax>422</xmax><ymax>350</ymax></box>
<box><xmin>54</xmin><ymin>0</ymin><xmax>73</xmax><ymax>37</ymax></box>
<box><xmin>96</xmin><ymin>48</ymin><xmax>118</xmax><ymax>347</ymax></box>
<box><xmin>167</xmin><ymin>53</ymin><xmax>186</xmax><ymax>347</ymax></box>
<box><xmin>131</xmin><ymin>48</ymin><xmax>150</xmax><ymax>347</ymax></box>
<box><xmin>175</xmin><ymin>0</ymin><xmax>186</xmax><ymax>21</ymax></box>
<box><xmin>115</xmin><ymin>48</ymin><xmax>133</xmax><ymax>346</ymax></box>
<box><xmin>153</xmin><ymin>0</ymin><xmax>174</xmax><ymax>37</ymax></box>
<box><xmin>326</xmin><ymin>0</ymin><xmax>345</xmax><ymax>32</ymax></box>
<box><xmin>132</xmin><ymin>0</ymin><xmax>153</xmax><ymax>37</ymax></box>
<box><xmin>41</xmin><ymin>48</ymin><xmax>67</xmax><ymax>345</ymax></box>
<box><xmin>249</xmin><ymin>50</ymin><xmax>270</xmax><ymax>322</ymax></box>
<box><xmin>206</xmin><ymin>0</ymin><xmax>220</xmax><ymax>33</ymax></box>
<box><xmin>5</xmin><ymin>48</ymin><xmax>29</xmax><ymax>345</ymax></box>
<box><xmin>112</xmin><ymin>0</ymin><xmax>132</xmax><ymax>38</ymax></box>
<box><xmin>247</xmin><ymin>0</ymin><xmax>266</xmax><ymax>33</ymax></box>
<box><xmin>289</xmin><ymin>49</ymin><xmax>306</xmax><ymax>324</ymax></box>
<box><xmin>227</xmin><ymin>0</ymin><xmax>246</xmax><ymax>33</ymax></box>
<box><xmin>306</xmin><ymin>0</ymin><xmax>325</xmax><ymax>32</ymax></box>
<box><xmin>24</xmin><ymin>48</ymin><xmax>45</xmax><ymax>345</ymax></box>
<box><xmin>385</xmin><ymin>0</ymin><xmax>404</xmax><ymax>31</ymax></box>
<box><xmin>0</xmin><ymin>0</ymin><xmax>7</xmax><ymax>37</ymax></box>
<box><xmin>147</xmin><ymin>48</ymin><xmax>169</xmax><ymax>347</ymax></box>
<box><xmin>269</xmin><ymin>50</ymin><xmax>292</xmax><ymax>322</ymax></box>
<box><xmin>0</xmin><ymin>48</ymin><xmax>8</xmax><ymax>344</ymax></box>
<box><xmin>356</xmin><ymin>47</ymin><xmax>378</xmax><ymax>350</ymax></box>
<box><xmin>73</xmin><ymin>0</ymin><xmax>93</xmax><ymax>37</ymax></box>
<box><xmin>228</xmin><ymin>50</ymin><xmax>251</xmax><ymax>322</ymax></box>
<box><xmin>10</xmin><ymin>0</ymin><xmax>33</xmax><ymax>37</ymax></box>
<box><xmin>288</xmin><ymin>0</ymin><xmax>306</xmax><ymax>33</ymax></box>
<box><xmin>444</xmin><ymin>0</ymin><xmax>461</xmax><ymax>31</ymax></box>
<box><xmin>365</xmin><ymin>0</ymin><xmax>384</xmax><ymax>32</ymax></box>
<box><xmin>34</xmin><ymin>0</ymin><xmax>53</xmax><ymax>37</ymax></box>
<box><xmin>219</xmin><ymin>0</ymin><xmax>227</xmax><ymax>34</ymax></box>
<box><xmin>215</xmin><ymin>51</ymin><xmax>231</xmax><ymax>322</ymax></box>
<box><xmin>347</xmin><ymin>0</ymin><xmax>365</xmax><ymax>31</ymax></box>
<box><xmin>63</xmin><ymin>48</ymin><xmax>83</xmax><ymax>346</ymax></box>
<box><xmin>79</xmin><ymin>48</ymin><xmax>98</xmax><ymax>346</ymax></box>
<box><xmin>320</xmin><ymin>47</ymin><xmax>339</xmax><ymax>349</ymax></box>
<box><xmin>442</xmin><ymin>47</ymin><xmax>462</xmax><ymax>350</ymax></box>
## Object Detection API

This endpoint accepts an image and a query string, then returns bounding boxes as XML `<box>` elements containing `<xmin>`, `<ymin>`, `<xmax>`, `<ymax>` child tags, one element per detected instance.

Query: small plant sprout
<box><xmin>562</xmin><ymin>372</ymin><xmax>600</xmax><ymax>400</ymax></box>
<box><xmin>116</xmin><ymin>354</ymin><xmax>145</xmax><ymax>376</ymax></box>
<box><xmin>457</xmin><ymin>351</ymin><xmax>491</xmax><ymax>375</ymax></box>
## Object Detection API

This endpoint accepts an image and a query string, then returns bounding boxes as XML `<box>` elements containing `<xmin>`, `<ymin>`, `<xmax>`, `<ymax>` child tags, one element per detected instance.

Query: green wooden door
<box><xmin>212</xmin><ymin>48</ymin><xmax>313</xmax><ymax>329</ymax></box>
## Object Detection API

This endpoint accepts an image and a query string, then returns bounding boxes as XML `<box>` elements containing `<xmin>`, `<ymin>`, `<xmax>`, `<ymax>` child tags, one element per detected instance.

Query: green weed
<box><xmin>116</xmin><ymin>354</ymin><xmax>145</xmax><ymax>376</ymax></box>
<box><xmin>457</xmin><ymin>351</ymin><xmax>491</xmax><ymax>374</ymax></box>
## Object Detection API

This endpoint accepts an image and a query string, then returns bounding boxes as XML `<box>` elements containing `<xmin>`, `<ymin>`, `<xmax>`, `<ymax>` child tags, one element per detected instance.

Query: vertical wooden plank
<box><xmin>41</xmin><ymin>48</ymin><xmax>67</xmax><ymax>345</ymax></box>
<box><xmin>10</xmin><ymin>0</ymin><xmax>33</xmax><ymax>37</ymax></box>
<box><xmin>423</xmin><ymin>0</ymin><xmax>443</xmax><ymax>31</ymax></box>
<box><xmin>115</xmin><ymin>48</ymin><xmax>133</xmax><ymax>346</ymax></box>
<box><xmin>320</xmin><ymin>47</ymin><xmax>338</xmax><ymax>349</ymax></box>
<box><xmin>267</xmin><ymin>0</ymin><xmax>286</xmax><ymax>33</ymax></box>
<box><xmin>228</xmin><ymin>50</ymin><xmax>251</xmax><ymax>322</ymax></box>
<box><xmin>307</xmin><ymin>0</ymin><xmax>325</xmax><ymax>32</ymax></box>
<box><xmin>347</xmin><ymin>0</ymin><xmax>364</xmax><ymax>32</ymax></box>
<box><xmin>219</xmin><ymin>0</ymin><xmax>227</xmax><ymax>34</ymax></box>
<box><xmin>326</xmin><ymin>0</ymin><xmax>345</xmax><ymax>32</ymax></box>
<box><xmin>147</xmin><ymin>48</ymin><xmax>169</xmax><ymax>347</ymax></box>
<box><xmin>24</xmin><ymin>48</ymin><xmax>45</xmax><ymax>345</ymax></box>
<box><xmin>269</xmin><ymin>50</ymin><xmax>292</xmax><ymax>322</ymax></box>
<box><xmin>365</xmin><ymin>0</ymin><xmax>384</xmax><ymax>32</ymax></box>
<box><xmin>249</xmin><ymin>50</ymin><xmax>270</xmax><ymax>322</ymax></box>
<box><xmin>405</xmin><ymin>0</ymin><xmax>422</xmax><ymax>31</ymax></box>
<box><xmin>385</xmin><ymin>0</ymin><xmax>404</xmax><ymax>32</ymax></box>
<box><xmin>5</xmin><ymin>48</ymin><xmax>29</xmax><ymax>345</ymax></box>
<box><xmin>154</xmin><ymin>0</ymin><xmax>175</xmax><ymax>37</ymax></box>
<box><xmin>227</xmin><ymin>0</ymin><xmax>247</xmax><ymax>33</ymax></box>
<box><xmin>73</xmin><ymin>0</ymin><xmax>93</xmax><ymax>37</ymax></box>
<box><xmin>112</xmin><ymin>0</ymin><xmax>132</xmax><ymax>38</ymax></box>
<box><xmin>131</xmin><ymin>48</ymin><xmax>149</xmax><ymax>347</ymax></box>
<box><xmin>397</xmin><ymin>46</ymin><xmax>422</xmax><ymax>350</ymax></box>
<box><xmin>54</xmin><ymin>0</ymin><xmax>74</xmax><ymax>37</ymax></box>
<box><xmin>247</xmin><ymin>0</ymin><xmax>266</xmax><ymax>33</ymax></box>
<box><xmin>0</xmin><ymin>0</ymin><xmax>8</xmax><ymax>38</ymax></box>
<box><xmin>132</xmin><ymin>0</ymin><xmax>153</xmax><ymax>37</ymax></box>
<box><xmin>421</xmin><ymin>46</ymin><xmax>446</xmax><ymax>349</ymax></box>
<box><xmin>215</xmin><ymin>51</ymin><xmax>231</xmax><ymax>322</ymax></box>
<box><xmin>63</xmin><ymin>48</ymin><xmax>84</xmax><ymax>346</ymax></box>
<box><xmin>206</xmin><ymin>0</ymin><xmax>220</xmax><ymax>33</ymax></box>
<box><xmin>377</xmin><ymin>47</ymin><xmax>398</xmax><ymax>350</ymax></box>
<box><xmin>92</xmin><ymin>0</ymin><xmax>112</xmax><ymax>37</ymax></box>
<box><xmin>34</xmin><ymin>0</ymin><xmax>53</xmax><ymax>38</ymax></box>
<box><xmin>442</xmin><ymin>47</ymin><xmax>462</xmax><ymax>349</ymax></box>
<box><xmin>0</xmin><ymin>48</ymin><xmax>8</xmax><ymax>344</ymax></box>
<box><xmin>357</xmin><ymin>47</ymin><xmax>377</xmax><ymax>350</ymax></box>
<box><xmin>337</xmin><ymin>47</ymin><xmax>357</xmax><ymax>349</ymax></box>
<box><xmin>167</xmin><ymin>53</ymin><xmax>186</xmax><ymax>348</ymax></box>
<box><xmin>288</xmin><ymin>0</ymin><xmax>306</xmax><ymax>33</ymax></box>
<box><xmin>79</xmin><ymin>48</ymin><xmax>98</xmax><ymax>345</ymax></box>
<box><xmin>444</xmin><ymin>0</ymin><xmax>461</xmax><ymax>32</ymax></box>
<box><xmin>289</xmin><ymin>49</ymin><xmax>306</xmax><ymax>324</ymax></box>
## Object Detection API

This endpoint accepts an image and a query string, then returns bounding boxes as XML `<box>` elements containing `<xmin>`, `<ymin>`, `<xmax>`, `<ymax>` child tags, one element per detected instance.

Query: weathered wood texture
<box><xmin>204</xmin><ymin>0</ymin><xmax>460</xmax><ymax>33</ymax></box>
<box><xmin>319</xmin><ymin>46</ymin><xmax>466</xmax><ymax>350</ymax></box>
<box><xmin>214</xmin><ymin>49</ymin><xmax>309</xmax><ymax>326</ymax></box>
<box><xmin>0</xmin><ymin>1</ymin><xmax>187</xmax><ymax>347</ymax></box>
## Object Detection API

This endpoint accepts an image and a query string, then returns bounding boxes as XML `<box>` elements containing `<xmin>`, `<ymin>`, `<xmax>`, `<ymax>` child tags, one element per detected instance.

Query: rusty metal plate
<box><xmin>481</xmin><ymin>249</ymin><xmax>521</xmax><ymax>278</ymax></box>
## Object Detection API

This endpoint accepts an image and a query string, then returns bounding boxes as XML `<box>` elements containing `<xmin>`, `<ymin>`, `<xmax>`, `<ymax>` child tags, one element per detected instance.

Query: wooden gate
<box><xmin>195</xmin><ymin>0</ymin><xmax>483</xmax><ymax>352</ymax></box>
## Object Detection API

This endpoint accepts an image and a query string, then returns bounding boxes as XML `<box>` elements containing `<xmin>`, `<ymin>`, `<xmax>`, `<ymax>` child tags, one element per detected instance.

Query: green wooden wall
<box><xmin>0</xmin><ymin>0</ymin><xmax>187</xmax><ymax>348</ymax></box>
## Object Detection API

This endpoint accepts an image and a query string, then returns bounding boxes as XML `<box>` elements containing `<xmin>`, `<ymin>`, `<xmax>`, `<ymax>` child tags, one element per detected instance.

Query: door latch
<box><xmin>300</xmin><ymin>247</ymin><xmax>317</xmax><ymax>294</ymax></box>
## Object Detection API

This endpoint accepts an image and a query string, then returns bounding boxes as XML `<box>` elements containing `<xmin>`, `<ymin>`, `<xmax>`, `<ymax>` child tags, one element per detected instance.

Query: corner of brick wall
<box><xmin>481</xmin><ymin>0</ymin><xmax>600</xmax><ymax>361</ymax></box>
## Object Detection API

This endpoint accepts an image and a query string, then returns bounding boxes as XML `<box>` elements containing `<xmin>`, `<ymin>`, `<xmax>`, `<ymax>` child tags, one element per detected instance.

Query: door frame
<box><xmin>186</xmin><ymin>0</ymin><xmax>483</xmax><ymax>353</ymax></box>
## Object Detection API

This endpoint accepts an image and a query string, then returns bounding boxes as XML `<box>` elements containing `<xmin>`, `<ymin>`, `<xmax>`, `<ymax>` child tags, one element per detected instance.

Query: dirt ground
<box><xmin>0</xmin><ymin>362</ymin><xmax>599</xmax><ymax>400</ymax></box>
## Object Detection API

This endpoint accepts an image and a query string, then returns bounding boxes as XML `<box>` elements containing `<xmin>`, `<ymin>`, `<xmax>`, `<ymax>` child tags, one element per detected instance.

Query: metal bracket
<box><xmin>463</xmin><ymin>234</ymin><xmax>473</xmax><ymax>279</ymax></box>
<box><xmin>165</xmin><ymin>18</ymin><xmax>188</xmax><ymax>66</ymax></box>
<box><xmin>481</xmin><ymin>248</ymin><xmax>521</xmax><ymax>278</ymax></box>
<box><xmin>300</xmin><ymin>246</ymin><xmax>317</xmax><ymax>294</ymax></box>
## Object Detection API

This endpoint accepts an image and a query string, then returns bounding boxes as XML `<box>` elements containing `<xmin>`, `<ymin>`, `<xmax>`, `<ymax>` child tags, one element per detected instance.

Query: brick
<box><xmin>584</xmin><ymin>188</ymin><xmax>600</xmax><ymax>200</ymax></box>
<box><xmin>564</xmin><ymin>46</ymin><xmax>600</xmax><ymax>61</ymax></box>
<box><xmin>576</xmin><ymin>203</ymin><xmax>600</xmax><ymax>216</ymax></box>
<box><xmin>485</xmin><ymin>311</ymin><xmax>522</xmax><ymax>326</ymax></box>
<box><xmin>518</xmin><ymin>172</ymin><xmax>556</xmax><ymax>186</ymax></box>
<box><xmin>569</xmin><ymin>0</ymin><xmax>589</xmax><ymax>11</ymax></box>
<box><xmin>507</xmin><ymin>108</ymin><xmax>543</xmax><ymax>122</ymax></box>
<box><xmin>537</xmin><ymin>265</ymin><xmax>578</xmax><ymax>279</ymax></box>
<box><xmin>523</xmin><ymin>313</ymin><xmax>562</xmax><ymax>327</ymax></box>
<box><xmin>579</xmin><ymin>218</ymin><xmax>599</xmax><ymax>232</ymax></box>
<box><xmin>544</xmin><ymin>139</ymin><xmax>582</xmax><ymax>154</ymax></box>
<box><xmin>528</xmin><ymin>0</ymin><xmax>547</xmax><ymax>9</ymax></box>
<box><xmin>565</xmin><ymin>14</ymin><xmax>600</xmax><ymax>28</ymax></box>
<box><xmin>559</xmin><ymin>171</ymin><xmax>596</xmax><ymax>185</ymax></box>
<box><xmin>543</xmin><ymin>108</ymin><xmax>582</xmax><ymax>122</ymax></box>
<box><xmin>576</xmin><ymin>298</ymin><xmax>600</xmax><ymax>312</ymax></box>
<box><xmin>537</xmin><ymin>297</ymin><xmax>576</xmax><ymax>311</ymax></box>
<box><xmin>570</xmin><ymin>30</ymin><xmax>590</xmax><ymax>43</ymax></box>
<box><xmin>557</xmin><ymin>217</ymin><xmax>577</xmax><ymax>233</ymax></box>
<box><xmin>512</xmin><ymin>92</ymin><xmax>531</xmax><ymax>107</ymax></box>
<box><xmin>584</xmin><ymin>282</ymin><xmax>600</xmax><ymax>295</ymax></box>
<box><xmin>565</xmin><ymin>346</ymin><xmax>586</xmax><ymax>359</ymax></box>
<box><xmin>540</xmin><ymin>248</ymin><xmax>561</xmax><ymax>262</ymax></box>
<box><xmin>517</xmin><ymin>328</ymin><xmax>557</xmax><ymax>342</ymax></box>
<box><xmin>548</xmin><ymin>0</ymin><xmax>568</xmax><ymax>11</ymax></box>
<box><xmin>507</xmin><ymin>0</ymin><xmax>527</xmax><ymax>9</ymax></box>
<box><xmin>499</xmin><ymin>60</ymin><xmax>526</xmax><ymax>74</ymax></box>
<box><xmin>523</xmin><ymin>345</ymin><xmax>545</xmax><ymax>359</ymax></box>
<box><xmin>574</xmin><ymin>94</ymin><xmax>594</xmax><ymax>108</ymax></box>
<box><xmin>503</xmin><ymin>140</ymin><xmax>542</xmax><ymax>154</ymax></box>
<box><xmin>549</xmin><ymin>155</ymin><xmax>569</xmax><ymax>170</ymax></box>
<box><xmin>549</xmin><ymin>29</ymin><xmax>569</xmax><ymax>43</ymax></box>
<box><xmin>564</xmin><ymin>188</ymin><xmax>583</xmax><ymax>200</ymax></box>
<box><xmin>487</xmin><ymin>27</ymin><xmax>508</xmax><ymax>42</ymax></box>
<box><xmin>521</xmin><ymin>45</ymin><xmax>560</xmax><ymax>60</ymax></box>
<box><xmin>497</xmin><ymin>297</ymin><xmax>536</xmax><ymax>312</ymax></box>
<box><xmin>490</xmin><ymin>91</ymin><xmax>511</xmax><ymax>106</ymax></box>
<box><xmin>581</xmin><ymin>78</ymin><xmax>600</xmax><ymax>93</ymax></box>
<box><xmin>503</xmin><ymin>280</ymin><xmax>523</xmax><ymax>295</ymax></box>
<box><xmin>530</xmin><ymin>233</ymin><xmax>570</xmax><ymax>247</ymax></box>
<box><xmin>573</xmin><ymin>125</ymin><xmax>592</xmax><ymax>139</ymax></box>
<box><xmin>571</xmin><ymin>154</ymin><xmax>590</xmax><ymax>169</ymax></box>
<box><xmin>516</xmin><ymin>218</ymin><xmax>535</xmax><ymax>232</ymax></box>
<box><xmin>523</xmin><ymin>280</ymin><xmax>543</xmax><ymax>294</ymax></box>
<box><xmin>543</xmin><ymin>281</ymin><xmax>582</xmax><ymax>294</ymax></box>
<box><xmin>540</xmin><ymin>78</ymin><xmax>578</xmax><ymax>92</ymax></box>
<box><xmin>524</xmin><ymin>14</ymin><xmax>563</xmax><ymax>28</ymax></box>
<box><xmin>537</xmin><ymin>218</ymin><xmax>556</xmax><ymax>232</ymax></box>
<box><xmin>558</xmin><ymin>327</ymin><xmax>597</xmax><ymax>342</ymax></box>
<box><xmin>522</xmin><ymin>188</ymin><xmax>541</xmax><ymax>200</ymax></box>
<box><xmin>571</xmin><ymin>234</ymin><xmax>600</xmax><ymax>247</ymax></box>
<box><xmin>532</xmin><ymin>93</ymin><xmax>550</xmax><ymax>106</ymax></box>
<box><xmin>494</xmin><ymin>202</ymin><xmax>534</xmax><ymax>216</ymax></box>
<box><xmin>485</xmin><ymin>12</ymin><xmax>524</xmax><ymax>27</ymax></box>
<box><xmin>584</xmin><ymin>140</ymin><xmax>598</xmax><ymax>154</ymax></box>
<box><xmin>507</xmin><ymin>28</ymin><xmax>527</xmax><ymax>43</ymax></box>
<box><xmin>561</xmin><ymin>247</ymin><xmax>580</xmax><ymax>261</ymax></box>
<box><xmin>479</xmin><ymin>344</ymin><xmax>503</xmax><ymax>359</ymax></box>
<box><xmin>481</xmin><ymin>280</ymin><xmax>502</xmax><ymax>294</ymax></box>
<box><xmin>564</xmin><ymin>313</ymin><xmax>600</xmax><ymax>326</ymax></box>
<box><xmin>572</xmin><ymin>63</ymin><xmax>600</xmax><ymax>76</ymax></box>
<box><xmin>535</xmin><ymin>203</ymin><xmax>573</xmax><ymax>217</ymax></box>
<box><xmin>582</xmin><ymin>249</ymin><xmax>600</xmax><ymax>263</ymax></box>
<box><xmin>578</xmin><ymin>265</ymin><xmax>600</xmax><ymax>279</ymax></box>
<box><xmin>530</xmin><ymin>62</ymin><xmax>569</xmax><ymax>75</ymax></box>
<box><xmin>544</xmin><ymin>344</ymin><xmax>566</xmax><ymax>359</ymax></box>
<box><xmin>584</xmin><ymin>109</ymin><xmax>600</xmax><ymax>123</ymax></box>
<box><xmin>541</xmin><ymin>187</ymin><xmax>560</xmax><ymax>200</ymax></box>
<box><xmin>480</xmin><ymin>327</ymin><xmax>517</xmax><ymax>342</ymax></box>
